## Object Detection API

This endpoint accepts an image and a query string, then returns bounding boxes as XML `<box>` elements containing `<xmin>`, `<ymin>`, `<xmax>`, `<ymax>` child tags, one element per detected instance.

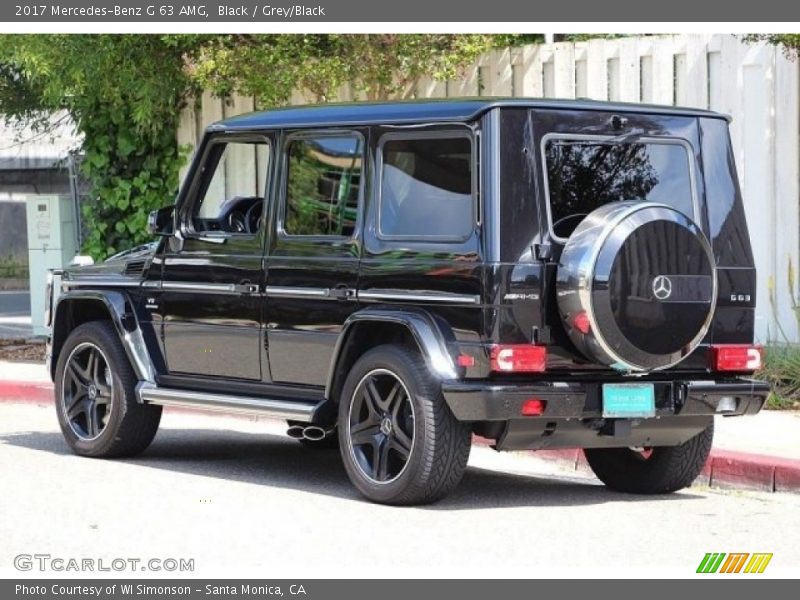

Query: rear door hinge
<box><xmin>534</xmin><ymin>243</ymin><xmax>552</xmax><ymax>261</ymax></box>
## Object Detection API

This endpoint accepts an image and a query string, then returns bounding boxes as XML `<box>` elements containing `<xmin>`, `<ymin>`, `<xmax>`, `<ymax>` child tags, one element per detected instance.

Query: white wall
<box><xmin>177</xmin><ymin>34</ymin><xmax>800</xmax><ymax>343</ymax></box>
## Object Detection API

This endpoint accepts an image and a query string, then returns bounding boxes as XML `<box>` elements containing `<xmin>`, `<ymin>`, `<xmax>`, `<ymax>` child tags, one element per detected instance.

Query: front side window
<box><xmin>283</xmin><ymin>134</ymin><xmax>363</xmax><ymax>237</ymax></box>
<box><xmin>544</xmin><ymin>136</ymin><xmax>695</xmax><ymax>238</ymax></box>
<box><xmin>193</xmin><ymin>139</ymin><xmax>270</xmax><ymax>234</ymax></box>
<box><xmin>379</xmin><ymin>135</ymin><xmax>474</xmax><ymax>240</ymax></box>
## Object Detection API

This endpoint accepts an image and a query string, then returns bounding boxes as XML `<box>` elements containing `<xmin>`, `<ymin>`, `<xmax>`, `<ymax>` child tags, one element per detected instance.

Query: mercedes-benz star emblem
<box><xmin>652</xmin><ymin>275</ymin><xmax>673</xmax><ymax>300</ymax></box>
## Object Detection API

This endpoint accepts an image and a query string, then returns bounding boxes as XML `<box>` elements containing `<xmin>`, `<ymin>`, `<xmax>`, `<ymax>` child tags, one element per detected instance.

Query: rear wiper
<box><xmin>603</xmin><ymin>129</ymin><xmax>646</xmax><ymax>144</ymax></box>
<box><xmin>550</xmin><ymin>130</ymin><xmax>646</xmax><ymax>147</ymax></box>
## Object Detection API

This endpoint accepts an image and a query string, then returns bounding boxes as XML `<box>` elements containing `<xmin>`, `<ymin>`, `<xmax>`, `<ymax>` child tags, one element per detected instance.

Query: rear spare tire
<box><xmin>556</xmin><ymin>201</ymin><xmax>716</xmax><ymax>372</ymax></box>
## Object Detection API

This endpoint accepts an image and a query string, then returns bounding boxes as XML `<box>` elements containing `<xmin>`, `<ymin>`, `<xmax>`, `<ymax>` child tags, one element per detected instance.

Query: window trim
<box><xmin>181</xmin><ymin>133</ymin><xmax>273</xmax><ymax>241</ymax></box>
<box><xmin>376</xmin><ymin>129</ymin><xmax>478</xmax><ymax>243</ymax></box>
<box><xmin>277</xmin><ymin>129</ymin><xmax>366</xmax><ymax>241</ymax></box>
<box><xmin>540</xmin><ymin>133</ymin><xmax>700</xmax><ymax>244</ymax></box>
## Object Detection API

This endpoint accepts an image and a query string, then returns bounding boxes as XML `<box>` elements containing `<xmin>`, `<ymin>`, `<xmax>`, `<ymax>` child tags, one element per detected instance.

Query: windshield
<box><xmin>544</xmin><ymin>136</ymin><xmax>695</xmax><ymax>238</ymax></box>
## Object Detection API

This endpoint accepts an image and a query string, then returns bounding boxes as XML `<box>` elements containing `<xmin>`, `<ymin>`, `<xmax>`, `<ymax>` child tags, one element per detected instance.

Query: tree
<box><xmin>0</xmin><ymin>34</ymin><xmax>525</xmax><ymax>259</ymax></box>
<box><xmin>744</xmin><ymin>35</ymin><xmax>800</xmax><ymax>59</ymax></box>
<box><xmin>189</xmin><ymin>34</ymin><xmax>510</xmax><ymax>103</ymax></box>
<box><xmin>0</xmin><ymin>35</ymin><xmax>196</xmax><ymax>258</ymax></box>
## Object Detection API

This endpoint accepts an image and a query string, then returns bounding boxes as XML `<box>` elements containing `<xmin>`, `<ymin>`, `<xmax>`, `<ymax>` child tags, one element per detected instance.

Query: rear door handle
<box><xmin>328</xmin><ymin>286</ymin><xmax>356</xmax><ymax>301</ymax></box>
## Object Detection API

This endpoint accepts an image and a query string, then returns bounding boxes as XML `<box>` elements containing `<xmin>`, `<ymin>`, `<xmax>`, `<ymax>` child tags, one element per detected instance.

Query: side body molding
<box><xmin>325</xmin><ymin>306</ymin><xmax>458</xmax><ymax>399</ymax></box>
<box><xmin>50</xmin><ymin>289</ymin><xmax>156</xmax><ymax>385</ymax></box>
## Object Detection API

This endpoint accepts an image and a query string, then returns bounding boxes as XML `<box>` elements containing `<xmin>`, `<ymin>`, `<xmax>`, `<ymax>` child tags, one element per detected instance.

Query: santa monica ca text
<box><xmin>16</xmin><ymin>584</ymin><xmax>307</xmax><ymax>596</ymax></box>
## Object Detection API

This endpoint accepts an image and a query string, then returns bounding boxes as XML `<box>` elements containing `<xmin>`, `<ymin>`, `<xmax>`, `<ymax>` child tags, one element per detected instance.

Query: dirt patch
<box><xmin>0</xmin><ymin>339</ymin><xmax>45</xmax><ymax>362</ymax></box>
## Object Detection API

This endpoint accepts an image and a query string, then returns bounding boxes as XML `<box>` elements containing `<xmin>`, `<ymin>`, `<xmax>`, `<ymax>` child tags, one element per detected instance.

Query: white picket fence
<box><xmin>177</xmin><ymin>34</ymin><xmax>800</xmax><ymax>342</ymax></box>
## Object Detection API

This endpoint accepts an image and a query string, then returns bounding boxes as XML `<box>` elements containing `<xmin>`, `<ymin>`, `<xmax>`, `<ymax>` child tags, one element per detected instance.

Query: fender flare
<box><xmin>50</xmin><ymin>289</ymin><xmax>155</xmax><ymax>384</ymax></box>
<box><xmin>324</xmin><ymin>306</ymin><xmax>458</xmax><ymax>399</ymax></box>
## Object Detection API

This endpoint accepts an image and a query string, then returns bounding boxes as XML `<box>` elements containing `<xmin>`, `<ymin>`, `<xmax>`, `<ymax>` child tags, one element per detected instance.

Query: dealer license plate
<box><xmin>602</xmin><ymin>383</ymin><xmax>656</xmax><ymax>418</ymax></box>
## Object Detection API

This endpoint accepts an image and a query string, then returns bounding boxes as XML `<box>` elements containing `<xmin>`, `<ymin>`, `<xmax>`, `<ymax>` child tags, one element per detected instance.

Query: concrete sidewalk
<box><xmin>1</xmin><ymin>358</ymin><xmax>798</xmax><ymax>493</ymax></box>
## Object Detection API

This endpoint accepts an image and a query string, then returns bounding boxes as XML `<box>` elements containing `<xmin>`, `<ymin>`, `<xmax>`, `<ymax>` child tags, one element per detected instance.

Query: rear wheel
<box><xmin>584</xmin><ymin>421</ymin><xmax>713</xmax><ymax>494</ymax></box>
<box><xmin>338</xmin><ymin>345</ymin><xmax>471</xmax><ymax>505</ymax></box>
<box><xmin>55</xmin><ymin>321</ymin><xmax>162</xmax><ymax>458</ymax></box>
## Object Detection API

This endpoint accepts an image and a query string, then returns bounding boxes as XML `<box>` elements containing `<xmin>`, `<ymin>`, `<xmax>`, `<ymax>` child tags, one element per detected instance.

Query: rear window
<box><xmin>544</xmin><ymin>135</ymin><xmax>695</xmax><ymax>239</ymax></box>
<box><xmin>378</xmin><ymin>134</ymin><xmax>474</xmax><ymax>240</ymax></box>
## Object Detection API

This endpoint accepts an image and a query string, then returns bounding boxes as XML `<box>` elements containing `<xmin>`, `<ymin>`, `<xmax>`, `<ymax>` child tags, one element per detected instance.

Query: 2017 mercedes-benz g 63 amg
<box><xmin>47</xmin><ymin>99</ymin><xmax>769</xmax><ymax>505</ymax></box>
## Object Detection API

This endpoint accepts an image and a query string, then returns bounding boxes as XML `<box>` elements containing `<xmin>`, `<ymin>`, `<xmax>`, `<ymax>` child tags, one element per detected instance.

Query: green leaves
<box><xmin>744</xmin><ymin>35</ymin><xmax>800</xmax><ymax>59</ymax></box>
<box><xmin>116</xmin><ymin>132</ymin><xmax>137</xmax><ymax>158</ymax></box>
<box><xmin>0</xmin><ymin>34</ymin><xmax>191</xmax><ymax>260</ymax></box>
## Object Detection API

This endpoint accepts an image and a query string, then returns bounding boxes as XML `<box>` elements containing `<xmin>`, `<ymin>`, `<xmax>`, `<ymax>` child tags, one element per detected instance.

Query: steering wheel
<box><xmin>244</xmin><ymin>200</ymin><xmax>263</xmax><ymax>234</ymax></box>
<box><xmin>227</xmin><ymin>211</ymin><xmax>247</xmax><ymax>233</ymax></box>
<box><xmin>552</xmin><ymin>213</ymin><xmax>589</xmax><ymax>239</ymax></box>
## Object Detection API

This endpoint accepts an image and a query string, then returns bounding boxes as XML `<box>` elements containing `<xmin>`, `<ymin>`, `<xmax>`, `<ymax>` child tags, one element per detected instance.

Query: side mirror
<box><xmin>147</xmin><ymin>205</ymin><xmax>175</xmax><ymax>236</ymax></box>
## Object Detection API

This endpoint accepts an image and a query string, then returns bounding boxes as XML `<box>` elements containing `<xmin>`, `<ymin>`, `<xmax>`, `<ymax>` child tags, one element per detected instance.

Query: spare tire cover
<box><xmin>556</xmin><ymin>201</ymin><xmax>717</xmax><ymax>372</ymax></box>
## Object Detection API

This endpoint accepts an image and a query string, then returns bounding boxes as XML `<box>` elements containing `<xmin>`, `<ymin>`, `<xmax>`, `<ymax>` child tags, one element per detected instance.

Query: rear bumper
<box><xmin>441</xmin><ymin>378</ymin><xmax>769</xmax><ymax>422</ymax></box>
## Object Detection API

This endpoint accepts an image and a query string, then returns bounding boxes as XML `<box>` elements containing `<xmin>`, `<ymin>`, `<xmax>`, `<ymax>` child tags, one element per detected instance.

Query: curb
<box><xmin>2</xmin><ymin>378</ymin><xmax>798</xmax><ymax>494</ymax></box>
<box><xmin>471</xmin><ymin>436</ymin><xmax>800</xmax><ymax>494</ymax></box>
<box><xmin>0</xmin><ymin>380</ymin><xmax>54</xmax><ymax>405</ymax></box>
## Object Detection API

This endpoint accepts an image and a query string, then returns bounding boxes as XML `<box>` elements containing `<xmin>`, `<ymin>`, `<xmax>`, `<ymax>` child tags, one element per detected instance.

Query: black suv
<box><xmin>47</xmin><ymin>99</ymin><xmax>769</xmax><ymax>505</ymax></box>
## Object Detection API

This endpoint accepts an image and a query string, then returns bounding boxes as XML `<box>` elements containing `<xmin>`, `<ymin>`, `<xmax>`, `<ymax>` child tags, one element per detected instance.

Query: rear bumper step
<box><xmin>136</xmin><ymin>382</ymin><xmax>319</xmax><ymax>421</ymax></box>
<box><xmin>441</xmin><ymin>378</ymin><xmax>769</xmax><ymax>422</ymax></box>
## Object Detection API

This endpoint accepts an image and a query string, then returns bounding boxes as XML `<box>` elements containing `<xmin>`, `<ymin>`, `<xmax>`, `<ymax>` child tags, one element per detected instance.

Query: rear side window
<box><xmin>283</xmin><ymin>134</ymin><xmax>363</xmax><ymax>237</ymax></box>
<box><xmin>544</xmin><ymin>135</ymin><xmax>695</xmax><ymax>239</ymax></box>
<box><xmin>378</xmin><ymin>134</ymin><xmax>474</xmax><ymax>240</ymax></box>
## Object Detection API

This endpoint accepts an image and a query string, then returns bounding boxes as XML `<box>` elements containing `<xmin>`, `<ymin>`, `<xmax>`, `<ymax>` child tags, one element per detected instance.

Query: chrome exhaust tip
<box><xmin>302</xmin><ymin>426</ymin><xmax>328</xmax><ymax>441</ymax></box>
<box><xmin>286</xmin><ymin>425</ymin><xmax>306</xmax><ymax>439</ymax></box>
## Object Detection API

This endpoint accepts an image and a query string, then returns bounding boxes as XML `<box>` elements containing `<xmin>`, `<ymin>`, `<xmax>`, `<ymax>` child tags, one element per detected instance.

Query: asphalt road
<box><xmin>0</xmin><ymin>290</ymin><xmax>32</xmax><ymax>338</ymax></box>
<box><xmin>1</xmin><ymin>402</ymin><xmax>798</xmax><ymax>578</ymax></box>
<box><xmin>0</xmin><ymin>290</ymin><xmax>30</xmax><ymax>315</ymax></box>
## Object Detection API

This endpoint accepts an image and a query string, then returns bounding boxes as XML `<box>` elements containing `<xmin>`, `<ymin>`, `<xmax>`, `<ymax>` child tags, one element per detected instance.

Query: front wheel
<box><xmin>338</xmin><ymin>345</ymin><xmax>471</xmax><ymax>505</ymax></box>
<box><xmin>55</xmin><ymin>321</ymin><xmax>162</xmax><ymax>458</ymax></box>
<box><xmin>584</xmin><ymin>421</ymin><xmax>713</xmax><ymax>494</ymax></box>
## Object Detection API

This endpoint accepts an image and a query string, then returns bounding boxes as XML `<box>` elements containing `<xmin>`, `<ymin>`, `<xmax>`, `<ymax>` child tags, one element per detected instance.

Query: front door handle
<box><xmin>235</xmin><ymin>282</ymin><xmax>260</xmax><ymax>295</ymax></box>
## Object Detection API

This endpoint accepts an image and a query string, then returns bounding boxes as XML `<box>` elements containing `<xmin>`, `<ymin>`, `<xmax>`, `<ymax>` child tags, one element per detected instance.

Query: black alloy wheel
<box><xmin>337</xmin><ymin>345</ymin><xmax>471</xmax><ymax>505</ymax></box>
<box><xmin>346</xmin><ymin>368</ymin><xmax>415</xmax><ymax>483</ymax></box>
<box><xmin>55</xmin><ymin>320</ymin><xmax>162</xmax><ymax>458</ymax></box>
<box><xmin>61</xmin><ymin>342</ymin><xmax>114</xmax><ymax>441</ymax></box>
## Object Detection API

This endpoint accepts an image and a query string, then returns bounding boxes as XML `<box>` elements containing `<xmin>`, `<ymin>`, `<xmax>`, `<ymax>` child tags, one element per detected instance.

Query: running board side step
<box><xmin>136</xmin><ymin>382</ymin><xmax>319</xmax><ymax>421</ymax></box>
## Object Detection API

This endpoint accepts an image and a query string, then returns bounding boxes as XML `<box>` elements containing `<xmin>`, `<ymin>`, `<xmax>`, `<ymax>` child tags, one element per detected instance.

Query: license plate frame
<box><xmin>602</xmin><ymin>383</ymin><xmax>656</xmax><ymax>418</ymax></box>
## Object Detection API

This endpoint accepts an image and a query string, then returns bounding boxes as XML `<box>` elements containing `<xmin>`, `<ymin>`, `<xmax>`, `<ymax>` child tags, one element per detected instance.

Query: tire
<box><xmin>584</xmin><ymin>421</ymin><xmax>714</xmax><ymax>494</ymax></box>
<box><xmin>337</xmin><ymin>345</ymin><xmax>471</xmax><ymax>505</ymax></box>
<box><xmin>54</xmin><ymin>320</ymin><xmax>162</xmax><ymax>458</ymax></box>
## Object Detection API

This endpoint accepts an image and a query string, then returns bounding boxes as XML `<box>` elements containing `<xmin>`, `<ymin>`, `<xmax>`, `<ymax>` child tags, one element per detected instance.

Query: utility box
<box><xmin>26</xmin><ymin>195</ymin><xmax>78</xmax><ymax>336</ymax></box>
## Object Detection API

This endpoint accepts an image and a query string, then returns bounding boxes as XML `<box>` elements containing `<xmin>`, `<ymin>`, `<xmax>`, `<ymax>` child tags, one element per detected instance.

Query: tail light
<box><xmin>710</xmin><ymin>344</ymin><xmax>763</xmax><ymax>372</ymax></box>
<box><xmin>490</xmin><ymin>344</ymin><xmax>547</xmax><ymax>373</ymax></box>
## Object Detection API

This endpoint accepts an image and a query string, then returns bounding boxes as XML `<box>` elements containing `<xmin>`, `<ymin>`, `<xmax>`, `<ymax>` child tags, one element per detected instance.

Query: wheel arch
<box><xmin>50</xmin><ymin>290</ymin><xmax>155</xmax><ymax>385</ymax></box>
<box><xmin>325</xmin><ymin>307</ymin><xmax>458</xmax><ymax>404</ymax></box>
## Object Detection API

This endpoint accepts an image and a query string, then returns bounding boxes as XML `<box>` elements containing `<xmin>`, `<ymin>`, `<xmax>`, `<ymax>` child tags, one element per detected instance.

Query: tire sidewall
<box><xmin>55</xmin><ymin>323</ymin><xmax>132</xmax><ymax>456</ymax></box>
<box><xmin>338</xmin><ymin>346</ymin><xmax>435</xmax><ymax>503</ymax></box>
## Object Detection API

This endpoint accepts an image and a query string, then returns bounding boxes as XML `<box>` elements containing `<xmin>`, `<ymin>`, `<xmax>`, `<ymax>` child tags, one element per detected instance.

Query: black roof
<box><xmin>210</xmin><ymin>98</ymin><xmax>729</xmax><ymax>131</ymax></box>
